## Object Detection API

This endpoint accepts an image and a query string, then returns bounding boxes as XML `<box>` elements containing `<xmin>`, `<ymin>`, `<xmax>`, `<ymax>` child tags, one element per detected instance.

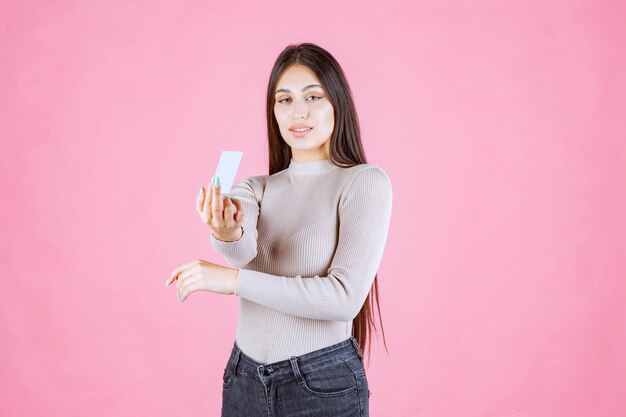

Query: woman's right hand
<box><xmin>197</xmin><ymin>177</ymin><xmax>245</xmax><ymax>242</ymax></box>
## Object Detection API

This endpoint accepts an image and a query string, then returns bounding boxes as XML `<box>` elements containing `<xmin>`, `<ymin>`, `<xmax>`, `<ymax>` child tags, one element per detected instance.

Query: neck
<box><xmin>287</xmin><ymin>157</ymin><xmax>340</xmax><ymax>175</ymax></box>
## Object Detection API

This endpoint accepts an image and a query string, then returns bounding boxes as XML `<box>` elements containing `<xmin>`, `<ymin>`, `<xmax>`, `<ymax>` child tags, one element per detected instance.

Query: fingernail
<box><xmin>177</xmin><ymin>293</ymin><xmax>182</xmax><ymax>302</ymax></box>
<box><xmin>166</xmin><ymin>279</ymin><xmax>170</xmax><ymax>287</ymax></box>
<box><xmin>215</xmin><ymin>176</ymin><xmax>221</xmax><ymax>187</ymax></box>
<box><xmin>230</xmin><ymin>197</ymin><xmax>239</xmax><ymax>200</ymax></box>
<box><xmin>199</xmin><ymin>186</ymin><xmax>205</xmax><ymax>194</ymax></box>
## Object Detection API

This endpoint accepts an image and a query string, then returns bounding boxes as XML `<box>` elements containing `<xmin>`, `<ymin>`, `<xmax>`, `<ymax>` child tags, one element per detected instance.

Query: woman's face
<box><xmin>273</xmin><ymin>64</ymin><xmax>335</xmax><ymax>161</ymax></box>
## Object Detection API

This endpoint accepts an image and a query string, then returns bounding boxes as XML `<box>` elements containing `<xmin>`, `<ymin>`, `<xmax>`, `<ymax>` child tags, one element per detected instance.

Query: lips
<box><xmin>289</xmin><ymin>125</ymin><xmax>313</xmax><ymax>131</ymax></box>
<box><xmin>289</xmin><ymin>126</ymin><xmax>313</xmax><ymax>137</ymax></box>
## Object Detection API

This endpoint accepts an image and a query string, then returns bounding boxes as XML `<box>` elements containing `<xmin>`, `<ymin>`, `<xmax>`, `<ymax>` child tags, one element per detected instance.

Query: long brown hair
<box><xmin>264</xmin><ymin>42</ymin><xmax>388</xmax><ymax>366</ymax></box>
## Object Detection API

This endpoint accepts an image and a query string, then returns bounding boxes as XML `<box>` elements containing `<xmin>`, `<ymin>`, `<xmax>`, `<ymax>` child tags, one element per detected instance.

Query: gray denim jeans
<box><xmin>221</xmin><ymin>336</ymin><xmax>371</xmax><ymax>416</ymax></box>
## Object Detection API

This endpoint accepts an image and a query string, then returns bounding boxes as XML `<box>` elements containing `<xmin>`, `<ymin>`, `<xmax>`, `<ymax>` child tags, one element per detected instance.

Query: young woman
<box><xmin>167</xmin><ymin>42</ymin><xmax>392</xmax><ymax>417</ymax></box>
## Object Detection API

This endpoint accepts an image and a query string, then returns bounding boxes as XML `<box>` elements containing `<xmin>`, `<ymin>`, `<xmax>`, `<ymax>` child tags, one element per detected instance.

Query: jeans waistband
<box><xmin>227</xmin><ymin>336</ymin><xmax>363</xmax><ymax>384</ymax></box>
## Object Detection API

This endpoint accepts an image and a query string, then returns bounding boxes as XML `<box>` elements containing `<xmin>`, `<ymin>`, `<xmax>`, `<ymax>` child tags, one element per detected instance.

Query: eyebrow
<box><xmin>274</xmin><ymin>84</ymin><xmax>323</xmax><ymax>94</ymax></box>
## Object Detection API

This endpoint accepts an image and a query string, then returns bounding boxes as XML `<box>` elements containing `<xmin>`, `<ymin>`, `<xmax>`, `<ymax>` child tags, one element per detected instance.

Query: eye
<box><xmin>276</xmin><ymin>96</ymin><xmax>323</xmax><ymax>104</ymax></box>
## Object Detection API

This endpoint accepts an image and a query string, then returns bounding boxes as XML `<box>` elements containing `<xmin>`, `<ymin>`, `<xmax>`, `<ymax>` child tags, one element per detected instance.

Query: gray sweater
<box><xmin>210</xmin><ymin>158</ymin><xmax>393</xmax><ymax>364</ymax></box>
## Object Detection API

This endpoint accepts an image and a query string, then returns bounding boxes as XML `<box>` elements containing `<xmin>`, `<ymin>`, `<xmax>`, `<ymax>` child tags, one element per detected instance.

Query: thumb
<box><xmin>230</xmin><ymin>198</ymin><xmax>245</xmax><ymax>224</ymax></box>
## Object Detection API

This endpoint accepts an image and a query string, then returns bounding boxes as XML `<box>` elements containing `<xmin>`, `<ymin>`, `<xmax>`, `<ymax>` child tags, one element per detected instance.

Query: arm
<box><xmin>234</xmin><ymin>167</ymin><xmax>393</xmax><ymax>322</ymax></box>
<box><xmin>210</xmin><ymin>176</ymin><xmax>261</xmax><ymax>268</ymax></box>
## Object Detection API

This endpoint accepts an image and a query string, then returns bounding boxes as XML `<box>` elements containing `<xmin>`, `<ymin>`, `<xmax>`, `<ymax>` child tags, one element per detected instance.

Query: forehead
<box><xmin>276</xmin><ymin>65</ymin><xmax>322</xmax><ymax>90</ymax></box>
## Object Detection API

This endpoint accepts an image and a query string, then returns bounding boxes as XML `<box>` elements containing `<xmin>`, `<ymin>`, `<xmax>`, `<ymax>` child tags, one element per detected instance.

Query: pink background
<box><xmin>1</xmin><ymin>1</ymin><xmax>625</xmax><ymax>416</ymax></box>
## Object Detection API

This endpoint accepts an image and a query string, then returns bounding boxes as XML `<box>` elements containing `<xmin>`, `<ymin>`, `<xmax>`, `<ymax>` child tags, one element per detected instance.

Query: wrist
<box><xmin>213</xmin><ymin>227</ymin><xmax>243</xmax><ymax>242</ymax></box>
<box><xmin>229</xmin><ymin>268</ymin><xmax>240</xmax><ymax>296</ymax></box>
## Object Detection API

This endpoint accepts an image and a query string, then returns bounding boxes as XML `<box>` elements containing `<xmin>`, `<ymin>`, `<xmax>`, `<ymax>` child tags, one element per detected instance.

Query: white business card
<box><xmin>213</xmin><ymin>150</ymin><xmax>243</xmax><ymax>194</ymax></box>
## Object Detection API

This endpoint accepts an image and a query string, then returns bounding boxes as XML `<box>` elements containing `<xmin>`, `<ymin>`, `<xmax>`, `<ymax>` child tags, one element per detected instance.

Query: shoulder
<box><xmin>231</xmin><ymin>174</ymin><xmax>269</xmax><ymax>202</ymax></box>
<box><xmin>239</xmin><ymin>174</ymin><xmax>268</xmax><ymax>186</ymax></box>
<box><xmin>338</xmin><ymin>163</ymin><xmax>392</xmax><ymax>212</ymax></box>
<box><xmin>342</xmin><ymin>163</ymin><xmax>392</xmax><ymax>191</ymax></box>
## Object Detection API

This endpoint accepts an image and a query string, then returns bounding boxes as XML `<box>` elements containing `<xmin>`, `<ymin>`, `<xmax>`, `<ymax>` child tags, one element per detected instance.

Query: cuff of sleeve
<box><xmin>210</xmin><ymin>228</ymin><xmax>245</xmax><ymax>257</ymax></box>
<box><xmin>233</xmin><ymin>268</ymin><xmax>259</xmax><ymax>298</ymax></box>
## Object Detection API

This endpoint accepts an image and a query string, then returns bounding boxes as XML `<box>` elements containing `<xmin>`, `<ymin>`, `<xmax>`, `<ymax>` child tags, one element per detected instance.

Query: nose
<box><xmin>292</xmin><ymin>101</ymin><xmax>308</xmax><ymax>120</ymax></box>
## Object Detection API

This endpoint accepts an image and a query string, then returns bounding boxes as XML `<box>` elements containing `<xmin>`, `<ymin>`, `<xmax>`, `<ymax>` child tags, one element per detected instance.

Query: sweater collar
<box><xmin>288</xmin><ymin>158</ymin><xmax>339</xmax><ymax>175</ymax></box>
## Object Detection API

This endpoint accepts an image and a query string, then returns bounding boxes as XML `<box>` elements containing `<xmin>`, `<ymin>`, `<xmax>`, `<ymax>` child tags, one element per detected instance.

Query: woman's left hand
<box><xmin>166</xmin><ymin>259</ymin><xmax>239</xmax><ymax>302</ymax></box>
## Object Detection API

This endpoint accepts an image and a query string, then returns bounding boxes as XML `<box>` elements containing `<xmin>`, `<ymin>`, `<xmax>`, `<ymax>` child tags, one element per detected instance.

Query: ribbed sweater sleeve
<box><xmin>209</xmin><ymin>177</ymin><xmax>261</xmax><ymax>268</ymax></box>
<box><xmin>233</xmin><ymin>167</ymin><xmax>392</xmax><ymax>322</ymax></box>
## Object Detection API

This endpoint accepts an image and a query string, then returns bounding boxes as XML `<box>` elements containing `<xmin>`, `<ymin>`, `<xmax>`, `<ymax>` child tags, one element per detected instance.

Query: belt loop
<box><xmin>232</xmin><ymin>347</ymin><xmax>241</xmax><ymax>374</ymax></box>
<box><xmin>289</xmin><ymin>356</ymin><xmax>305</xmax><ymax>385</ymax></box>
<box><xmin>350</xmin><ymin>336</ymin><xmax>363</xmax><ymax>360</ymax></box>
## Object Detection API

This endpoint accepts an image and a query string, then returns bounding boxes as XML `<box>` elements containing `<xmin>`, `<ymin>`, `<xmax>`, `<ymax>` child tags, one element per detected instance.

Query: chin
<box><xmin>289</xmin><ymin>139</ymin><xmax>325</xmax><ymax>148</ymax></box>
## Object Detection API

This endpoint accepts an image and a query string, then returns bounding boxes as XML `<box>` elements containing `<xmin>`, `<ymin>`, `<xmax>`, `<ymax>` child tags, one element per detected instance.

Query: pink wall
<box><xmin>1</xmin><ymin>1</ymin><xmax>625</xmax><ymax>416</ymax></box>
